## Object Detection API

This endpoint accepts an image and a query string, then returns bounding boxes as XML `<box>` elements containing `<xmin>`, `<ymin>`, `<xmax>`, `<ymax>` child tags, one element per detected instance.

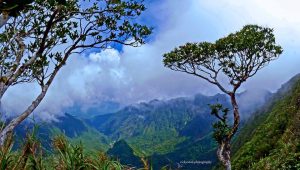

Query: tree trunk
<box><xmin>217</xmin><ymin>139</ymin><xmax>231</xmax><ymax>170</ymax></box>
<box><xmin>0</xmin><ymin>27</ymin><xmax>78</xmax><ymax>146</ymax></box>
<box><xmin>216</xmin><ymin>93</ymin><xmax>240</xmax><ymax>170</ymax></box>
<box><xmin>229</xmin><ymin>93</ymin><xmax>240</xmax><ymax>139</ymax></box>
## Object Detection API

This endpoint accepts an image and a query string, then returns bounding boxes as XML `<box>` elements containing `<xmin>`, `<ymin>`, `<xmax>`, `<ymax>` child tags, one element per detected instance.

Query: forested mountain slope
<box><xmin>12</xmin><ymin>89</ymin><xmax>271</xmax><ymax>169</ymax></box>
<box><xmin>231</xmin><ymin>74</ymin><xmax>300</xmax><ymax>169</ymax></box>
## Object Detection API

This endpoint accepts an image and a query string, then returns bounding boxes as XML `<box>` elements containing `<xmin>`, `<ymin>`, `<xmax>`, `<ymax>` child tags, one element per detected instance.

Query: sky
<box><xmin>2</xmin><ymin>0</ymin><xmax>300</xmax><ymax>120</ymax></box>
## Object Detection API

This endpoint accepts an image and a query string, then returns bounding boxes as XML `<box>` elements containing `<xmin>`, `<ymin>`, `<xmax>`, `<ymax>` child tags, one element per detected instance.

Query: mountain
<box><xmin>107</xmin><ymin>139</ymin><xmax>143</xmax><ymax>168</ymax></box>
<box><xmin>85</xmin><ymin>91</ymin><xmax>271</xmax><ymax>169</ymax></box>
<box><xmin>12</xmin><ymin>87</ymin><xmax>272</xmax><ymax>169</ymax></box>
<box><xmin>87</xmin><ymin>94</ymin><xmax>230</xmax><ymax>155</ymax></box>
<box><xmin>151</xmin><ymin>134</ymin><xmax>217</xmax><ymax>170</ymax></box>
<box><xmin>52</xmin><ymin>113</ymin><xmax>88</xmax><ymax>138</ymax></box>
<box><xmin>14</xmin><ymin>113</ymin><xmax>111</xmax><ymax>152</ymax></box>
<box><xmin>230</xmin><ymin>74</ymin><xmax>300</xmax><ymax>169</ymax></box>
<box><xmin>237</xmin><ymin>89</ymin><xmax>272</xmax><ymax>120</ymax></box>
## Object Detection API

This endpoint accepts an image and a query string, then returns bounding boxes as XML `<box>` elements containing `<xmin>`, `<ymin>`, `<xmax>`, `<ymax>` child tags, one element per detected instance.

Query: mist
<box><xmin>2</xmin><ymin>0</ymin><xmax>300</xmax><ymax>121</ymax></box>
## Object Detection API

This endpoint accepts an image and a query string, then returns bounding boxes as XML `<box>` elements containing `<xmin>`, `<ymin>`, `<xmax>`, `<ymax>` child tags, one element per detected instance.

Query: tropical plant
<box><xmin>0</xmin><ymin>129</ymin><xmax>132</xmax><ymax>170</ymax></box>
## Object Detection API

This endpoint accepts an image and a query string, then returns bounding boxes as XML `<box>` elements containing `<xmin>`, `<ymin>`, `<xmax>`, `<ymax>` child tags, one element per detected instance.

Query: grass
<box><xmin>0</xmin><ymin>125</ymin><xmax>154</xmax><ymax>170</ymax></box>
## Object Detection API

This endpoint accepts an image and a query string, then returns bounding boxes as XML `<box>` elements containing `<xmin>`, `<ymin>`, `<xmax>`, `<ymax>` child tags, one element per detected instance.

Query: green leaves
<box><xmin>0</xmin><ymin>0</ymin><xmax>68</xmax><ymax>17</ymax></box>
<box><xmin>163</xmin><ymin>42</ymin><xmax>215</xmax><ymax>69</ymax></box>
<box><xmin>215</xmin><ymin>25</ymin><xmax>283</xmax><ymax>84</ymax></box>
<box><xmin>163</xmin><ymin>25</ymin><xmax>283</xmax><ymax>169</ymax></box>
<box><xmin>0</xmin><ymin>0</ymin><xmax>151</xmax><ymax>87</ymax></box>
<box><xmin>209</xmin><ymin>104</ymin><xmax>231</xmax><ymax>144</ymax></box>
<box><xmin>0</xmin><ymin>130</ymin><xmax>126</xmax><ymax>170</ymax></box>
<box><xmin>163</xmin><ymin>24</ymin><xmax>283</xmax><ymax>91</ymax></box>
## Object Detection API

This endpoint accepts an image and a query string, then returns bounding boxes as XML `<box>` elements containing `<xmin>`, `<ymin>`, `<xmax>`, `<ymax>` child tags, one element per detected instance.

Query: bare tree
<box><xmin>0</xmin><ymin>0</ymin><xmax>151</xmax><ymax>146</ymax></box>
<box><xmin>163</xmin><ymin>25</ymin><xmax>282</xmax><ymax>170</ymax></box>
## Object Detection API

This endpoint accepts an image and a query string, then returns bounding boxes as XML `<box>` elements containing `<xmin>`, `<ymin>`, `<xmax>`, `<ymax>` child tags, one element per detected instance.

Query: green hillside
<box><xmin>107</xmin><ymin>139</ymin><xmax>143</xmax><ymax>168</ymax></box>
<box><xmin>231</xmin><ymin>75</ymin><xmax>300</xmax><ymax>169</ymax></box>
<box><xmin>13</xmin><ymin>91</ymin><xmax>272</xmax><ymax>169</ymax></box>
<box><xmin>87</xmin><ymin>95</ymin><xmax>229</xmax><ymax>156</ymax></box>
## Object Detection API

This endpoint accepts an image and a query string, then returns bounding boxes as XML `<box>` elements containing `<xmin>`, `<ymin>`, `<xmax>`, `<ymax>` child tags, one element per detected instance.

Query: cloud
<box><xmin>192</xmin><ymin>0</ymin><xmax>300</xmax><ymax>91</ymax></box>
<box><xmin>2</xmin><ymin>0</ymin><xmax>300</xmax><ymax>120</ymax></box>
<box><xmin>116</xmin><ymin>0</ymin><xmax>300</xmax><ymax>98</ymax></box>
<box><xmin>2</xmin><ymin>48</ymin><xmax>129</xmax><ymax>121</ymax></box>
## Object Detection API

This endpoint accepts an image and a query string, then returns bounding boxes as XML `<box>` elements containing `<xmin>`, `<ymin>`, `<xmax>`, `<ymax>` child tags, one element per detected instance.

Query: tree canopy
<box><xmin>0</xmin><ymin>0</ymin><xmax>151</xmax><ymax>95</ymax></box>
<box><xmin>163</xmin><ymin>25</ymin><xmax>283</xmax><ymax>94</ymax></box>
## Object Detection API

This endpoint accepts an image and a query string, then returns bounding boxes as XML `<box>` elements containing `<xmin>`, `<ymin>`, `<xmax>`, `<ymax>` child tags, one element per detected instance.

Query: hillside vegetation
<box><xmin>231</xmin><ymin>74</ymin><xmax>300</xmax><ymax>169</ymax></box>
<box><xmin>0</xmin><ymin>131</ymin><xmax>130</xmax><ymax>170</ymax></box>
<box><xmin>9</xmin><ymin>89</ymin><xmax>274</xmax><ymax>169</ymax></box>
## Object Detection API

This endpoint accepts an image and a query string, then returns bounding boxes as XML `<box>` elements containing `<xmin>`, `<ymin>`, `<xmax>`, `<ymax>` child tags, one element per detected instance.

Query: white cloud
<box><xmin>193</xmin><ymin>0</ymin><xmax>300</xmax><ymax>91</ymax></box>
<box><xmin>2</xmin><ymin>0</ymin><xmax>300</xmax><ymax>120</ymax></box>
<box><xmin>2</xmin><ymin>48</ymin><xmax>129</xmax><ymax>120</ymax></box>
<box><xmin>89</xmin><ymin>48</ymin><xmax>121</xmax><ymax>67</ymax></box>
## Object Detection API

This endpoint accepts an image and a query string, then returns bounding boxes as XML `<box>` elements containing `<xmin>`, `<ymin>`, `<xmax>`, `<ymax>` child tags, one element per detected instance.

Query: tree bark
<box><xmin>216</xmin><ymin>93</ymin><xmax>240</xmax><ymax>170</ymax></box>
<box><xmin>217</xmin><ymin>139</ymin><xmax>231</xmax><ymax>170</ymax></box>
<box><xmin>229</xmin><ymin>93</ymin><xmax>240</xmax><ymax>139</ymax></box>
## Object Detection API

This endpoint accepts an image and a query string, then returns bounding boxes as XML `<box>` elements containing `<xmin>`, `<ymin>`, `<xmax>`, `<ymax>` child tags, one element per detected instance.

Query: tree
<box><xmin>163</xmin><ymin>25</ymin><xmax>282</xmax><ymax>170</ymax></box>
<box><xmin>0</xmin><ymin>0</ymin><xmax>66</xmax><ymax>27</ymax></box>
<box><xmin>0</xmin><ymin>0</ymin><xmax>151</xmax><ymax>145</ymax></box>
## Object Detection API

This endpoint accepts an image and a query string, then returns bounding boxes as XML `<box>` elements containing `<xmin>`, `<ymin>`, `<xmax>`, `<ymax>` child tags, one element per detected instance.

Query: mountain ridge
<box><xmin>12</xmin><ymin>87</ymin><xmax>273</xmax><ymax>169</ymax></box>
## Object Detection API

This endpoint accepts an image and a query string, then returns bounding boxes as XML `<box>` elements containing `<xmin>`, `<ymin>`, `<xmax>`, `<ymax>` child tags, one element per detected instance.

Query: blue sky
<box><xmin>137</xmin><ymin>0</ymin><xmax>300</xmax><ymax>92</ymax></box>
<box><xmin>3</xmin><ymin>0</ymin><xmax>300</xmax><ymax>120</ymax></box>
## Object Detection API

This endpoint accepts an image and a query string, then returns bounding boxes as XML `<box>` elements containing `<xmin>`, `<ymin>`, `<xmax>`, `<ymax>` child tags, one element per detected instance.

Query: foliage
<box><xmin>69</xmin><ymin>129</ymin><xmax>110</xmax><ymax>152</ymax></box>
<box><xmin>0</xmin><ymin>133</ymin><xmax>14</xmax><ymax>169</ymax></box>
<box><xmin>87</xmin><ymin>96</ymin><xmax>223</xmax><ymax>156</ymax></box>
<box><xmin>0</xmin><ymin>0</ymin><xmax>66</xmax><ymax>17</ymax></box>
<box><xmin>163</xmin><ymin>25</ymin><xmax>282</xmax><ymax>92</ymax></box>
<box><xmin>0</xmin><ymin>129</ymin><xmax>141</xmax><ymax>170</ymax></box>
<box><xmin>12</xmin><ymin>95</ymin><xmax>226</xmax><ymax>169</ymax></box>
<box><xmin>151</xmin><ymin>133</ymin><xmax>217</xmax><ymax>170</ymax></box>
<box><xmin>209</xmin><ymin>104</ymin><xmax>230</xmax><ymax>144</ymax></box>
<box><xmin>231</xmin><ymin>75</ymin><xmax>300</xmax><ymax>169</ymax></box>
<box><xmin>52</xmin><ymin>135</ymin><xmax>127</xmax><ymax>170</ymax></box>
<box><xmin>163</xmin><ymin>24</ymin><xmax>283</xmax><ymax>169</ymax></box>
<box><xmin>0</xmin><ymin>0</ymin><xmax>152</xmax><ymax>145</ymax></box>
<box><xmin>128</xmin><ymin>129</ymin><xmax>187</xmax><ymax>156</ymax></box>
<box><xmin>0</xmin><ymin>126</ymin><xmax>46</xmax><ymax>170</ymax></box>
<box><xmin>84</xmin><ymin>94</ymin><xmax>232</xmax><ymax>169</ymax></box>
<box><xmin>107</xmin><ymin>139</ymin><xmax>143</xmax><ymax>168</ymax></box>
<box><xmin>0</xmin><ymin>0</ymin><xmax>151</xmax><ymax>88</ymax></box>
